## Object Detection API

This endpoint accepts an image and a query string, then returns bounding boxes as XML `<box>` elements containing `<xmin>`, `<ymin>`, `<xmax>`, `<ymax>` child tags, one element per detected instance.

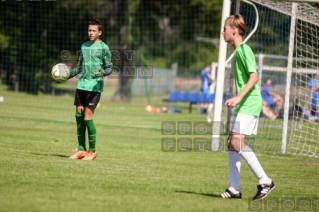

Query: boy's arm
<box><xmin>236</xmin><ymin>46</ymin><xmax>259</xmax><ymax>100</ymax></box>
<box><xmin>207</xmin><ymin>72</ymin><xmax>214</xmax><ymax>82</ymax></box>
<box><xmin>91</xmin><ymin>48</ymin><xmax>113</xmax><ymax>79</ymax></box>
<box><xmin>101</xmin><ymin>47</ymin><xmax>113</xmax><ymax>76</ymax></box>
<box><xmin>68</xmin><ymin>53</ymin><xmax>83</xmax><ymax>79</ymax></box>
<box><xmin>237</xmin><ymin>72</ymin><xmax>259</xmax><ymax>100</ymax></box>
<box><xmin>225</xmin><ymin>73</ymin><xmax>258</xmax><ymax>107</ymax></box>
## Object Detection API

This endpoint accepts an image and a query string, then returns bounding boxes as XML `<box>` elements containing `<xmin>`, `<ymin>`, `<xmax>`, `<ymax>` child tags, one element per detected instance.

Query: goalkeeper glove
<box><xmin>91</xmin><ymin>69</ymin><xmax>108</xmax><ymax>79</ymax></box>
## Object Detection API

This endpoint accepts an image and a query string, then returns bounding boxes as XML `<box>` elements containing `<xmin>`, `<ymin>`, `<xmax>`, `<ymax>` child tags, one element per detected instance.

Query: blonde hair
<box><xmin>225</xmin><ymin>14</ymin><xmax>246</xmax><ymax>36</ymax></box>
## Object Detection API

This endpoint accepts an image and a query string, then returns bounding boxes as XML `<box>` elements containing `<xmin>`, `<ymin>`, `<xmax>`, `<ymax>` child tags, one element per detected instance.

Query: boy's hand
<box><xmin>225</xmin><ymin>96</ymin><xmax>242</xmax><ymax>108</ymax></box>
<box><xmin>91</xmin><ymin>69</ymin><xmax>107</xmax><ymax>79</ymax></box>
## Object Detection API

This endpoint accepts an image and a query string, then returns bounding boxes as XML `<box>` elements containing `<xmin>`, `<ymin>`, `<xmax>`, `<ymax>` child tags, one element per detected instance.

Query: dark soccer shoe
<box><xmin>221</xmin><ymin>189</ymin><xmax>242</xmax><ymax>199</ymax></box>
<box><xmin>253</xmin><ymin>180</ymin><xmax>275</xmax><ymax>201</ymax></box>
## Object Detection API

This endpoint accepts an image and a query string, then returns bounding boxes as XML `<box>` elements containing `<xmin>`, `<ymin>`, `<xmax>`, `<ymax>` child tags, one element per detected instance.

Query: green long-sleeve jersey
<box><xmin>69</xmin><ymin>40</ymin><xmax>113</xmax><ymax>92</ymax></box>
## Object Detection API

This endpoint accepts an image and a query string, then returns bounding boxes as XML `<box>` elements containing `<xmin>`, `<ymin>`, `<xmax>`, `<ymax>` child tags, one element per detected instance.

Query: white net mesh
<box><xmin>289</xmin><ymin>3</ymin><xmax>319</xmax><ymax>157</ymax></box>
<box><xmin>222</xmin><ymin>0</ymin><xmax>319</xmax><ymax>157</ymax></box>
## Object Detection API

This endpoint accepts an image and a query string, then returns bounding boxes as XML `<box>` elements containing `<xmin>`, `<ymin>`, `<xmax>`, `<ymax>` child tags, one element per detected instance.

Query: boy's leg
<box><xmin>221</xmin><ymin>124</ymin><xmax>244</xmax><ymax>199</ymax></box>
<box><xmin>200</xmin><ymin>90</ymin><xmax>208</xmax><ymax>114</ymax></box>
<box><xmin>223</xmin><ymin>114</ymin><xmax>274</xmax><ymax>200</ymax></box>
<box><xmin>69</xmin><ymin>110</ymin><xmax>87</xmax><ymax>159</ymax></box>
<box><xmin>227</xmin><ymin>135</ymin><xmax>242</xmax><ymax>193</ymax></box>
<box><xmin>273</xmin><ymin>94</ymin><xmax>283</xmax><ymax>112</ymax></box>
<box><xmin>239</xmin><ymin>144</ymin><xmax>275</xmax><ymax>200</ymax></box>
<box><xmin>229</xmin><ymin>115</ymin><xmax>270</xmax><ymax>183</ymax></box>
<box><xmin>75</xmin><ymin>111</ymin><xmax>86</xmax><ymax>151</ymax></box>
<box><xmin>221</xmin><ymin>147</ymin><xmax>242</xmax><ymax>199</ymax></box>
<box><xmin>229</xmin><ymin>134</ymin><xmax>270</xmax><ymax>185</ymax></box>
<box><xmin>85</xmin><ymin>119</ymin><xmax>96</xmax><ymax>153</ymax></box>
<box><xmin>82</xmin><ymin>106</ymin><xmax>97</xmax><ymax>160</ymax></box>
<box><xmin>229</xmin><ymin>133</ymin><xmax>274</xmax><ymax>201</ymax></box>
<box><xmin>262</xmin><ymin>101</ymin><xmax>277</xmax><ymax>120</ymax></box>
<box><xmin>69</xmin><ymin>91</ymin><xmax>87</xmax><ymax>159</ymax></box>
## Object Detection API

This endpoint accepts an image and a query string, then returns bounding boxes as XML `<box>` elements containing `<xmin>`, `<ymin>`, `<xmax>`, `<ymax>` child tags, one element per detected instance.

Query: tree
<box><xmin>0</xmin><ymin>1</ymin><xmax>94</xmax><ymax>93</ymax></box>
<box><xmin>0</xmin><ymin>0</ymin><xmax>224</xmax><ymax>97</ymax></box>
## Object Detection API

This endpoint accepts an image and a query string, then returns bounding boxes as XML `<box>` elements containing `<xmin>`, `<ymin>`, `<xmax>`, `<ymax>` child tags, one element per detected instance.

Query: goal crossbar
<box><xmin>251</xmin><ymin>0</ymin><xmax>319</xmax><ymax>26</ymax></box>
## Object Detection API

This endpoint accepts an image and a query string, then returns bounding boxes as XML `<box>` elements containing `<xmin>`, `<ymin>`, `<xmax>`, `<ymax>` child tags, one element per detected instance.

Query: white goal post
<box><xmin>213</xmin><ymin>0</ymin><xmax>319</xmax><ymax>157</ymax></box>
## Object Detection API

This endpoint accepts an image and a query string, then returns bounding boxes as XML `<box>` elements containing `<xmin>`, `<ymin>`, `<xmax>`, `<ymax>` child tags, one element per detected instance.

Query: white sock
<box><xmin>228</xmin><ymin>151</ymin><xmax>241</xmax><ymax>192</ymax></box>
<box><xmin>239</xmin><ymin>146</ymin><xmax>270</xmax><ymax>185</ymax></box>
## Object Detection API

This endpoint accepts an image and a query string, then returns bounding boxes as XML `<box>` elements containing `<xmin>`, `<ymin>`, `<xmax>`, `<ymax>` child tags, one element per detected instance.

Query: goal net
<box><xmin>288</xmin><ymin>2</ymin><xmax>319</xmax><ymax>157</ymax></box>
<box><xmin>219</xmin><ymin>0</ymin><xmax>319</xmax><ymax>157</ymax></box>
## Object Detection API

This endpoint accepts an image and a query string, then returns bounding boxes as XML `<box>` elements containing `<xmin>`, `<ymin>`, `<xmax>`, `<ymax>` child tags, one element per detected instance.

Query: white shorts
<box><xmin>229</xmin><ymin>114</ymin><xmax>259</xmax><ymax>135</ymax></box>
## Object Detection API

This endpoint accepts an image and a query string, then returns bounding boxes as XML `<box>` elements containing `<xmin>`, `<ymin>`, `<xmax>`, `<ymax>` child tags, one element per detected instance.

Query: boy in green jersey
<box><xmin>220</xmin><ymin>14</ymin><xmax>275</xmax><ymax>201</ymax></box>
<box><xmin>58</xmin><ymin>19</ymin><xmax>112</xmax><ymax>160</ymax></box>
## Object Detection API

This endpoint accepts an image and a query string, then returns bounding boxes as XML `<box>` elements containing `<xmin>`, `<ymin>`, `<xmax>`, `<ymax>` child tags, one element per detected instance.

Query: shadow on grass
<box><xmin>30</xmin><ymin>152</ymin><xmax>69</xmax><ymax>158</ymax></box>
<box><xmin>175</xmin><ymin>190</ymin><xmax>222</xmax><ymax>198</ymax></box>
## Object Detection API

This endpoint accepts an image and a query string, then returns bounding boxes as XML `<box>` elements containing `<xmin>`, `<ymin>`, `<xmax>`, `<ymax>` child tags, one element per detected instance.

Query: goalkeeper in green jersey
<box><xmin>61</xmin><ymin>19</ymin><xmax>112</xmax><ymax>160</ymax></box>
<box><xmin>220</xmin><ymin>14</ymin><xmax>275</xmax><ymax>201</ymax></box>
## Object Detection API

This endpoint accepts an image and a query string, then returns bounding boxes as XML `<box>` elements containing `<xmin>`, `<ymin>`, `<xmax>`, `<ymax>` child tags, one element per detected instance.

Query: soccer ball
<box><xmin>51</xmin><ymin>63</ymin><xmax>70</xmax><ymax>83</ymax></box>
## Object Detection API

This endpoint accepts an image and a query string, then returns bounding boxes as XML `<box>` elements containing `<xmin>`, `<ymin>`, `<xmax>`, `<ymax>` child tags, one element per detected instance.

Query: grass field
<box><xmin>0</xmin><ymin>89</ymin><xmax>319</xmax><ymax>212</ymax></box>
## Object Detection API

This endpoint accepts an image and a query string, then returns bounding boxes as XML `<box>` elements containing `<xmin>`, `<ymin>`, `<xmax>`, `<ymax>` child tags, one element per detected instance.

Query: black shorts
<box><xmin>74</xmin><ymin>89</ymin><xmax>101</xmax><ymax>109</ymax></box>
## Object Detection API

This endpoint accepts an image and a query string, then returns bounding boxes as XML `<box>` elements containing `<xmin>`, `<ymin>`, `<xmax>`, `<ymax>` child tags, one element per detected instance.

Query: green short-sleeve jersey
<box><xmin>69</xmin><ymin>40</ymin><xmax>113</xmax><ymax>92</ymax></box>
<box><xmin>233</xmin><ymin>43</ymin><xmax>262</xmax><ymax>116</ymax></box>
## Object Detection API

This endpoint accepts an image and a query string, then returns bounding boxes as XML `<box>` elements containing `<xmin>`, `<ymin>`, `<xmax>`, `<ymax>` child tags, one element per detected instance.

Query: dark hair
<box><xmin>88</xmin><ymin>19</ymin><xmax>102</xmax><ymax>31</ymax></box>
<box><xmin>264</xmin><ymin>78</ymin><xmax>271</xmax><ymax>83</ymax></box>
